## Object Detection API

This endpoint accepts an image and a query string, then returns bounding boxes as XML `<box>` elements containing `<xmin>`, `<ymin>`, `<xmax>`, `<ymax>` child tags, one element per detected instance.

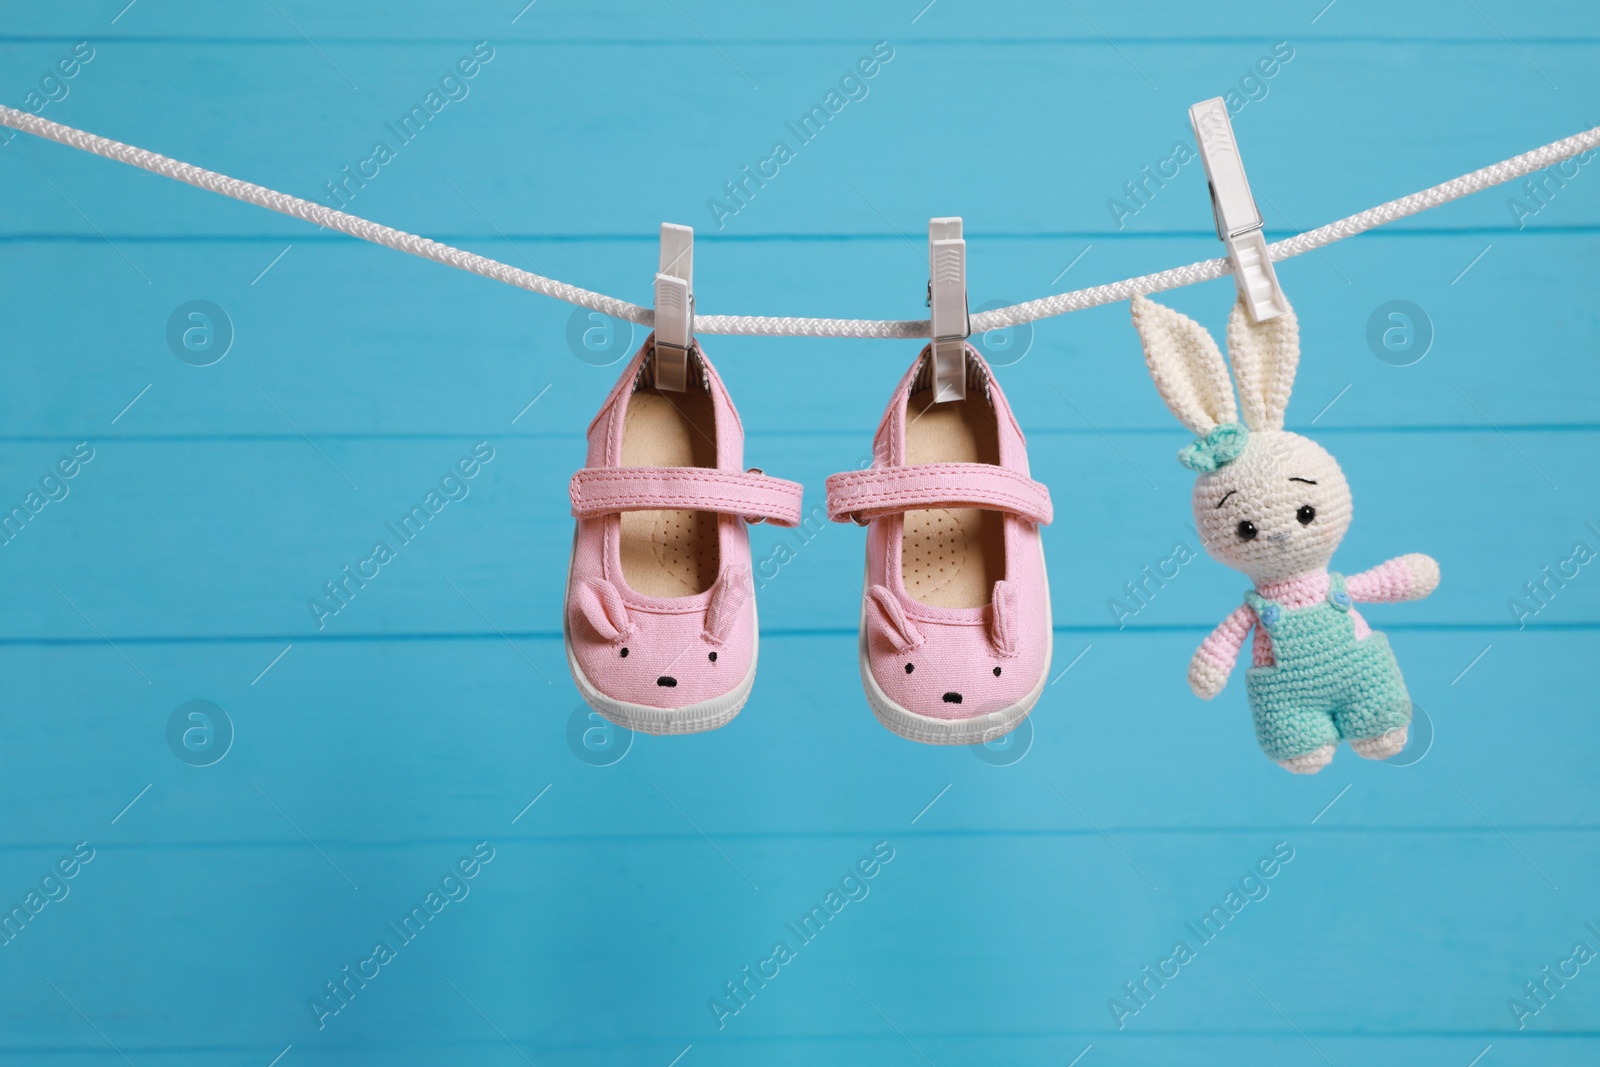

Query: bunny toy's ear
<box><xmin>1226</xmin><ymin>297</ymin><xmax>1300</xmax><ymax>432</ymax></box>
<box><xmin>1130</xmin><ymin>296</ymin><xmax>1238</xmax><ymax>436</ymax></box>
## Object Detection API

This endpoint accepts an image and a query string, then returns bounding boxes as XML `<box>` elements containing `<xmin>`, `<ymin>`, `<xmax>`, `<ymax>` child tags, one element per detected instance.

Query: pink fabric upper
<box><xmin>827</xmin><ymin>345</ymin><xmax>1053</xmax><ymax>720</ymax></box>
<box><xmin>1195</xmin><ymin>558</ymin><xmax>1422</xmax><ymax>679</ymax></box>
<box><xmin>566</xmin><ymin>338</ymin><xmax>798</xmax><ymax>709</ymax></box>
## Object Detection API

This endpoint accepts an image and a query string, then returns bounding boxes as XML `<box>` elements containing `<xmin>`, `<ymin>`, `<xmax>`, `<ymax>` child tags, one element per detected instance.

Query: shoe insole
<box><xmin>618</xmin><ymin>386</ymin><xmax>720</xmax><ymax>597</ymax></box>
<box><xmin>901</xmin><ymin>389</ymin><xmax>1005</xmax><ymax>609</ymax></box>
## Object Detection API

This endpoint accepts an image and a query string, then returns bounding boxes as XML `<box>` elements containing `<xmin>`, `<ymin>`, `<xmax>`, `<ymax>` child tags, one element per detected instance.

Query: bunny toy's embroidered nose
<box><xmin>942</xmin><ymin>692</ymin><xmax>963</xmax><ymax>704</ymax></box>
<box><xmin>656</xmin><ymin>676</ymin><xmax>677</xmax><ymax>688</ymax></box>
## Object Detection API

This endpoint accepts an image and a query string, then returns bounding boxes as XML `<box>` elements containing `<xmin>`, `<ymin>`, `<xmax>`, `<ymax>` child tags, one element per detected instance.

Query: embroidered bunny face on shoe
<box><xmin>569</xmin><ymin>566</ymin><xmax>754</xmax><ymax>710</ymax></box>
<box><xmin>861</xmin><ymin>579</ymin><xmax>1039</xmax><ymax>722</ymax></box>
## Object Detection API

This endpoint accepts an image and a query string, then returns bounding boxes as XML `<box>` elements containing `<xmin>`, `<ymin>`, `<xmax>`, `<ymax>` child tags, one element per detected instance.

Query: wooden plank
<box><xmin>0</xmin><ymin>39</ymin><xmax>1596</xmax><ymax>242</ymax></box>
<box><xmin>3</xmin><ymin>0</ymin><xmax>1598</xmax><ymax>42</ymax></box>
<box><xmin>0</xmin><ymin>234</ymin><xmax>1595</xmax><ymax>438</ymax></box>
<box><xmin>0</xmin><ymin>629</ymin><xmax>1592</xmax><ymax>850</ymax></box>
<box><xmin>0</xmin><ymin>832</ymin><xmax>1594</xmax><ymax>1055</ymax></box>
<box><xmin>0</xmin><ymin>430</ymin><xmax>1590</xmax><ymax>642</ymax></box>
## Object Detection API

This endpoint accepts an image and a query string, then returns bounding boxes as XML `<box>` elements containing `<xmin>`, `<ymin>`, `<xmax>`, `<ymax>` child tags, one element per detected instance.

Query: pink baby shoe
<box><xmin>825</xmin><ymin>346</ymin><xmax>1054</xmax><ymax>744</ymax></box>
<box><xmin>564</xmin><ymin>336</ymin><xmax>805</xmax><ymax>735</ymax></box>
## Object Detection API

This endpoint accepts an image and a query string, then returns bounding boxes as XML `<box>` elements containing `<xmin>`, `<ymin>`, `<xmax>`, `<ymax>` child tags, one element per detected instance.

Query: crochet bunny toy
<box><xmin>1130</xmin><ymin>295</ymin><xmax>1440</xmax><ymax>774</ymax></box>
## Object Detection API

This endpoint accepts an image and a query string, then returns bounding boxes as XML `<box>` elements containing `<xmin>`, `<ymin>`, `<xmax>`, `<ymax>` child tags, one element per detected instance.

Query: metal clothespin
<box><xmin>927</xmin><ymin>216</ymin><xmax>969</xmax><ymax>403</ymax></box>
<box><xmin>653</xmin><ymin>222</ymin><xmax>694</xmax><ymax>391</ymax></box>
<box><xmin>1189</xmin><ymin>98</ymin><xmax>1288</xmax><ymax>323</ymax></box>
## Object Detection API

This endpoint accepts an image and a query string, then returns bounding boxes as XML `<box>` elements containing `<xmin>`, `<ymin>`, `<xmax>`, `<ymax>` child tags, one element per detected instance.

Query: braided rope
<box><xmin>0</xmin><ymin>106</ymin><xmax>649</xmax><ymax>325</ymax></box>
<box><xmin>2</xmin><ymin>105</ymin><xmax>1595</xmax><ymax>338</ymax></box>
<box><xmin>971</xmin><ymin>123</ymin><xmax>1600</xmax><ymax>331</ymax></box>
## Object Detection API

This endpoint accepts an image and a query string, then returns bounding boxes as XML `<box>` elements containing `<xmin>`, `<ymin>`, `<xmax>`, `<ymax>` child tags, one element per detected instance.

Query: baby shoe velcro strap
<box><xmin>570</xmin><ymin>466</ymin><xmax>804</xmax><ymax>527</ymax></box>
<box><xmin>824</xmin><ymin>463</ymin><xmax>1053</xmax><ymax>526</ymax></box>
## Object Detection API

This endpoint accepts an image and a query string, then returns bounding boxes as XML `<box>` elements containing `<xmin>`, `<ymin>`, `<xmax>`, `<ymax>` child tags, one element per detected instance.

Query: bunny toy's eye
<box><xmin>1236</xmin><ymin>520</ymin><xmax>1258</xmax><ymax>541</ymax></box>
<box><xmin>1297</xmin><ymin>505</ymin><xmax>1316</xmax><ymax>526</ymax></box>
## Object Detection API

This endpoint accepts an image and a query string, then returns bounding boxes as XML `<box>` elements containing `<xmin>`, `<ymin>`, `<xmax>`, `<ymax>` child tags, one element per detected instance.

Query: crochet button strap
<box><xmin>824</xmin><ymin>463</ymin><xmax>1053</xmax><ymax>526</ymax></box>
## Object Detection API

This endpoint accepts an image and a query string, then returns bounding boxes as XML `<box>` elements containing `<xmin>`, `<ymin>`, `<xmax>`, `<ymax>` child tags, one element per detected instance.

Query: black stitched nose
<box><xmin>656</xmin><ymin>676</ymin><xmax>677</xmax><ymax>688</ymax></box>
<box><xmin>942</xmin><ymin>692</ymin><xmax>962</xmax><ymax>704</ymax></box>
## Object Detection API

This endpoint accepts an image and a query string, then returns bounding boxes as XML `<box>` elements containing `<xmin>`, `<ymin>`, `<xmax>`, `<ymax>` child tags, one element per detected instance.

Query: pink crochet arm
<box><xmin>1188</xmin><ymin>603</ymin><xmax>1256</xmax><ymax>699</ymax></box>
<box><xmin>1347</xmin><ymin>553</ymin><xmax>1440</xmax><ymax>603</ymax></box>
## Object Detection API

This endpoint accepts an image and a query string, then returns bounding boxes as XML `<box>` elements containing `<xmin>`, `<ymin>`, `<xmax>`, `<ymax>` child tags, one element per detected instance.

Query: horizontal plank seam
<box><xmin>0</xmin><ymin>622</ymin><xmax>1592</xmax><ymax>647</ymax></box>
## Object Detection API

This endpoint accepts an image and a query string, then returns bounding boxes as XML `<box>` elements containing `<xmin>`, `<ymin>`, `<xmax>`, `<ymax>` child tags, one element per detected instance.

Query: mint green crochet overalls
<box><xmin>1243</xmin><ymin>574</ymin><xmax>1412</xmax><ymax>761</ymax></box>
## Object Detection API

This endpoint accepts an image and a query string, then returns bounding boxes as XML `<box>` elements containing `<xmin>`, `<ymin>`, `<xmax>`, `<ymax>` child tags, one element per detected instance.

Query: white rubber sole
<box><xmin>856</xmin><ymin>552</ymin><xmax>1053</xmax><ymax>747</ymax></box>
<box><xmin>563</xmin><ymin>536</ymin><xmax>755</xmax><ymax>736</ymax></box>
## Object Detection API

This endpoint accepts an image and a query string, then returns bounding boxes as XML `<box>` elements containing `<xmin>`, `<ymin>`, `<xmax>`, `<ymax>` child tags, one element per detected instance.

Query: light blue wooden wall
<box><xmin>1</xmin><ymin>2</ymin><xmax>1598</xmax><ymax>1064</ymax></box>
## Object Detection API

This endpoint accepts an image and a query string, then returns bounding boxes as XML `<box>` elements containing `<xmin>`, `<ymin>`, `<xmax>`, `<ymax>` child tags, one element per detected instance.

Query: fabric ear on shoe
<box><xmin>867</xmin><ymin>584</ymin><xmax>924</xmax><ymax>653</ymax></box>
<box><xmin>575</xmin><ymin>577</ymin><xmax>634</xmax><ymax>642</ymax></box>
<box><xmin>988</xmin><ymin>579</ymin><xmax>1022</xmax><ymax>657</ymax></box>
<box><xmin>703</xmin><ymin>566</ymin><xmax>751</xmax><ymax>645</ymax></box>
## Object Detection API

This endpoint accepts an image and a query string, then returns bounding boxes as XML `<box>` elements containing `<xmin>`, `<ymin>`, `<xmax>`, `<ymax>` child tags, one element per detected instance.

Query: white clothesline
<box><xmin>2</xmin><ymin>105</ymin><xmax>1596</xmax><ymax>339</ymax></box>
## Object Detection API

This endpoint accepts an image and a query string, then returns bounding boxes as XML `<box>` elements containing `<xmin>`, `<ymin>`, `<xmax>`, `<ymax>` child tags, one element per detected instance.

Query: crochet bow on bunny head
<box><xmin>1131</xmin><ymin>296</ymin><xmax>1351</xmax><ymax>586</ymax></box>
